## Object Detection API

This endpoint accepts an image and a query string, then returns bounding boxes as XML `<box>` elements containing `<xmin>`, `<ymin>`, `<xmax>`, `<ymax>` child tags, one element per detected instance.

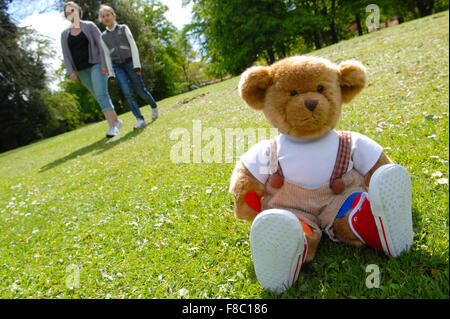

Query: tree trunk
<box><xmin>313</xmin><ymin>7</ymin><xmax>321</xmax><ymax>49</ymax></box>
<box><xmin>355</xmin><ymin>14</ymin><xmax>363</xmax><ymax>35</ymax></box>
<box><xmin>266</xmin><ymin>47</ymin><xmax>276</xmax><ymax>65</ymax></box>
<box><xmin>330</xmin><ymin>0</ymin><xmax>338</xmax><ymax>43</ymax></box>
<box><xmin>330</xmin><ymin>21</ymin><xmax>338</xmax><ymax>43</ymax></box>
<box><xmin>321</xmin><ymin>4</ymin><xmax>330</xmax><ymax>45</ymax></box>
<box><xmin>279</xmin><ymin>44</ymin><xmax>286</xmax><ymax>59</ymax></box>
<box><xmin>416</xmin><ymin>0</ymin><xmax>434</xmax><ymax>17</ymax></box>
<box><xmin>314</xmin><ymin>31</ymin><xmax>322</xmax><ymax>49</ymax></box>
<box><xmin>321</xmin><ymin>31</ymin><xmax>329</xmax><ymax>46</ymax></box>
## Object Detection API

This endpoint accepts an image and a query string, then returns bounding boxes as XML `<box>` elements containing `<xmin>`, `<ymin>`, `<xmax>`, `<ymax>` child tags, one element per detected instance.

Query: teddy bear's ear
<box><xmin>238</xmin><ymin>66</ymin><xmax>272</xmax><ymax>110</ymax></box>
<box><xmin>338</xmin><ymin>60</ymin><xmax>367</xmax><ymax>104</ymax></box>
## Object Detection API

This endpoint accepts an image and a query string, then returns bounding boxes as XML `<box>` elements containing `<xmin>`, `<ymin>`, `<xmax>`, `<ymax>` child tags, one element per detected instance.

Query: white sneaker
<box><xmin>115</xmin><ymin>119</ymin><xmax>123</xmax><ymax>130</ymax></box>
<box><xmin>134</xmin><ymin>118</ymin><xmax>147</xmax><ymax>129</ymax></box>
<box><xmin>151</xmin><ymin>107</ymin><xmax>159</xmax><ymax>120</ymax></box>
<box><xmin>250</xmin><ymin>209</ymin><xmax>308</xmax><ymax>294</ymax></box>
<box><xmin>106</xmin><ymin>126</ymin><xmax>119</xmax><ymax>138</ymax></box>
<box><xmin>367</xmin><ymin>164</ymin><xmax>413</xmax><ymax>257</ymax></box>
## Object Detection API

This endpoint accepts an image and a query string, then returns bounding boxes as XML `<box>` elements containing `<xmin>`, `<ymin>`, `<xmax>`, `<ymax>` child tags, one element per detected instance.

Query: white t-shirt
<box><xmin>240</xmin><ymin>130</ymin><xmax>383</xmax><ymax>188</ymax></box>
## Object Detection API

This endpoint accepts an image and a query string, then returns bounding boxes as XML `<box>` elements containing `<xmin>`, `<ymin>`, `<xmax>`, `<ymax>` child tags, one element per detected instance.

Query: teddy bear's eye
<box><xmin>290</xmin><ymin>90</ymin><xmax>298</xmax><ymax>96</ymax></box>
<box><xmin>317</xmin><ymin>85</ymin><xmax>324</xmax><ymax>93</ymax></box>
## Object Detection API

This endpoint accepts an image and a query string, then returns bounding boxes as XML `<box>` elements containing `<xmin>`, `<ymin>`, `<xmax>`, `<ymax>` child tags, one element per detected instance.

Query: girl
<box><xmin>99</xmin><ymin>4</ymin><xmax>159</xmax><ymax>129</ymax></box>
<box><xmin>61</xmin><ymin>1</ymin><xmax>123</xmax><ymax>138</ymax></box>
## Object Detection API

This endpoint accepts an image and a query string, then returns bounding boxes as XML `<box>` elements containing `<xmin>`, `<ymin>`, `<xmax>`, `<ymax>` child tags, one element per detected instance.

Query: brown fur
<box><xmin>364</xmin><ymin>152</ymin><xmax>393</xmax><ymax>187</ymax></box>
<box><xmin>231</xmin><ymin>55</ymin><xmax>392</xmax><ymax>263</ymax></box>
<box><xmin>338</xmin><ymin>61</ymin><xmax>367</xmax><ymax>104</ymax></box>
<box><xmin>239</xmin><ymin>56</ymin><xmax>366</xmax><ymax>138</ymax></box>
<box><xmin>332</xmin><ymin>213</ymin><xmax>365</xmax><ymax>247</ymax></box>
<box><xmin>304</xmin><ymin>231</ymin><xmax>321</xmax><ymax>262</ymax></box>
<box><xmin>229</xmin><ymin>161</ymin><xmax>266</xmax><ymax>221</ymax></box>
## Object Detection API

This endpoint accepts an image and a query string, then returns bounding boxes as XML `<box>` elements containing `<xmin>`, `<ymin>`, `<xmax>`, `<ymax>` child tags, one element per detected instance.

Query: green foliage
<box><xmin>173</xmin><ymin>28</ymin><xmax>209</xmax><ymax>91</ymax></box>
<box><xmin>59</xmin><ymin>78</ymin><xmax>103</xmax><ymax>123</ymax></box>
<box><xmin>0</xmin><ymin>0</ymin><xmax>52</xmax><ymax>151</ymax></box>
<box><xmin>188</xmin><ymin>0</ymin><xmax>295</xmax><ymax>75</ymax></box>
<box><xmin>41</xmin><ymin>89</ymin><xmax>82</xmax><ymax>133</ymax></box>
<box><xmin>138</xmin><ymin>0</ymin><xmax>185</xmax><ymax>99</ymax></box>
<box><xmin>187</xmin><ymin>0</ymin><xmax>449</xmax><ymax>75</ymax></box>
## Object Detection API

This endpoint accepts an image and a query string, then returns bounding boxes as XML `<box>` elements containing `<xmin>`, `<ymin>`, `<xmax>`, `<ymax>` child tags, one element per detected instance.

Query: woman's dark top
<box><xmin>68</xmin><ymin>31</ymin><xmax>94</xmax><ymax>71</ymax></box>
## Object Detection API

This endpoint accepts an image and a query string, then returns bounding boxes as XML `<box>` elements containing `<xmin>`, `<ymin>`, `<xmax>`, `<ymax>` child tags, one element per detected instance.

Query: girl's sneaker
<box><xmin>250</xmin><ymin>209</ymin><xmax>308</xmax><ymax>294</ymax></box>
<box><xmin>151</xmin><ymin>107</ymin><xmax>159</xmax><ymax>120</ymax></box>
<box><xmin>115</xmin><ymin>119</ymin><xmax>123</xmax><ymax>130</ymax></box>
<box><xmin>106</xmin><ymin>126</ymin><xmax>119</xmax><ymax>138</ymax></box>
<box><xmin>349</xmin><ymin>164</ymin><xmax>413</xmax><ymax>257</ymax></box>
<box><xmin>134</xmin><ymin>119</ymin><xmax>147</xmax><ymax>129</ymax></box>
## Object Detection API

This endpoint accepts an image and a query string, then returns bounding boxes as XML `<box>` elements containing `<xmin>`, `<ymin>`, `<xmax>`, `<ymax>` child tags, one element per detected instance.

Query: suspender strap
<box><xmin>269</xmin><ymin>138</ymin><xmax>279</xmax><ymax>175</ymax></box>
<box><xmin>268</xmin><ymin>137</ymin><xmax>284</xmax><ymax>188</ymax></box>
<box><xmin>329</xmin><ymin>131</ymin><xmax>352</xmax><ymax>192</ymax></box>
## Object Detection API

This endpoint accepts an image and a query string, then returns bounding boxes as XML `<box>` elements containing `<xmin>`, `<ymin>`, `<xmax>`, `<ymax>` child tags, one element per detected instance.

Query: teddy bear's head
<box><xmin>238</xmin><ymin>56</ymin><xmax>367</xmax><ymax>138</ymax></box>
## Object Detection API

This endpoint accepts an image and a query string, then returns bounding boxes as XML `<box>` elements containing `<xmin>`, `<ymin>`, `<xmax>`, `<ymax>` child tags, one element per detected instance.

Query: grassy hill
<box><xmin>0</xmin><ymin>11</ymin><xmax>448</xmax><ymax>299</ymax></box>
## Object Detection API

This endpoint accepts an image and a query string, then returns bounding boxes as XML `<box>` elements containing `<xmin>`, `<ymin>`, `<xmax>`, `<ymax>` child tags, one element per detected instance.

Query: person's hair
<box><xmin>98</xmin><ymin>4</ymin><xmax>116</xmax><ymax>22</ymax></box>
<box><xmin>64</xmin><ymin>1</ymin><xmax>83</xmax><ymax>19</ymax></box>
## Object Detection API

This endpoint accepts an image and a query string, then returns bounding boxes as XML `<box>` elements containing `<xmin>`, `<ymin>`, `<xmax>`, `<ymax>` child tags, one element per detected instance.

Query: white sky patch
<box><xmin>19</xmin><ymin>10</ymin><xmax>70</xmax><ymax>90</ymax></box>
<box><xmin>160</xmin><ymin>0</ymin><xmax>193</xmax><ymax>30</ymax></box>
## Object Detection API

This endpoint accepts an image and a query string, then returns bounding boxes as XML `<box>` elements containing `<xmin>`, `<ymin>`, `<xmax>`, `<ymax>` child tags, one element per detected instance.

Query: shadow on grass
<box><xmin>39</xmin><ymin>124</ymin><xmax>150</xmax><ymax>172</ymax></box>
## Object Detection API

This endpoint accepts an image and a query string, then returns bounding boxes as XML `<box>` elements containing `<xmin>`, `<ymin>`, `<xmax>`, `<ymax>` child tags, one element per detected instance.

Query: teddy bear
<box><xmin>229</xmin><ymin>55</ymin><xmax>413</xmax><ymax>294</ymax></box>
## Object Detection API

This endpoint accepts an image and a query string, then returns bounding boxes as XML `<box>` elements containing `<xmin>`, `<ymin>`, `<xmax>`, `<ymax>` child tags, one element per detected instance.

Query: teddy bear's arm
<box><xmin>229</xmin><ymin>161</ymin><xmax>266</xmax><ymax>221</ymax></box>
<box><xmin>364</xmin><ymin>152</ymin><xmax>393</xmax><ymax>187</ymax></box>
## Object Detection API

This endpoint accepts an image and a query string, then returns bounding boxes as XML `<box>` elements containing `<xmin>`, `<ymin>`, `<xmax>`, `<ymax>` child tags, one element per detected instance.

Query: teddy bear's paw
<box><xmin>250</xmin><ymin>209</ymin><xmax>307</xmax><ymax>294</ymax></box>
<box><xmin>368</xmin><ymin>164</ymin><xmax>413</xmax><ymax>257</ymax></box>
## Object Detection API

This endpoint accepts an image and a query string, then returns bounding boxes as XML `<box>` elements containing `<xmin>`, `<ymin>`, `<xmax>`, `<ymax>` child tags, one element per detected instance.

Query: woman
<box><xmin>61</xmin><ymin>1</ymin><xmax>123</xmax><ymax>138</ymax></box>
<box><xmin>99</xmin><ymin>4</ymin><xmax>158</xmax><ymax>129</ymax></box>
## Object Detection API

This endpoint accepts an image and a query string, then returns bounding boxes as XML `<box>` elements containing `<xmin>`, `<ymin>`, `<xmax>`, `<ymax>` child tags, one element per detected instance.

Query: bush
<box><xmin>41</xmin><ymin>89</ymin><xmax>82</xmax><ymax>135</ymax></box>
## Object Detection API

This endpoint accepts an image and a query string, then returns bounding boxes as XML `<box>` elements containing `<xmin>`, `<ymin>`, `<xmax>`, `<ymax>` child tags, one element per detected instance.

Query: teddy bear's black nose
<box><xmin>304</xmin><ymin>99</ymin><xmax>318</xmax><ymax>112</ymax></box>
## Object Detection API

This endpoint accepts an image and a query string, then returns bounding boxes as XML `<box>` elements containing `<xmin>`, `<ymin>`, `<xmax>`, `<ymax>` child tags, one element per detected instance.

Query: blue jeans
<box><xmin>113</xmin><ymin>61</ymin><xmax>157</xmax><ymax>120</ymax></box>
<box><xmin>77</xmin><ymin>63</ymin><xmax>114</xmax><ymax>112</ymax></box>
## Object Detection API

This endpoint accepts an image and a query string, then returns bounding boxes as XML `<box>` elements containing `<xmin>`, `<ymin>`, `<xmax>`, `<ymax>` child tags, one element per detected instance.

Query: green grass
<box><xmin>0</xmin><ymin>11</ymin><xmax>448</xmax><ymax>299</ymax></box>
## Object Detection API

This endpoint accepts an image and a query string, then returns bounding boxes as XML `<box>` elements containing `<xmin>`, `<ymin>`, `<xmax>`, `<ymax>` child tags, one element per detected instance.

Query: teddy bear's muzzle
<box><xmin>304</xmin><ymin>99</ymin><xmax>318</xmax><ymax>112</ymax></box>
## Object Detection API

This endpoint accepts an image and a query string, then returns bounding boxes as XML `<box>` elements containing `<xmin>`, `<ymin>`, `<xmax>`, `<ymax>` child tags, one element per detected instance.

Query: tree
<box><xmin>338</xmin><ymin>0</ymin><xmax>372</xmax><ymax>36</ymax></box>
<box><xmin>58</xmin><ymin>75</ymin><xmax>103</xmax><ymax>123</ymax></box>
<box><xmin>0</xmin><ymin>0</ymin><xmax>53</xmax><ymax>152</ymax></box>
<box><xmin>41</xmin><ymin>89</ymin><xmax>82</xmax><ymax>134</ymax></box>
<box><xmin>172</xmin><ymin>26</ymin><xmax>209</xmax><ymax>91</ymax></box>
<box><xmin>415</xmin><ymin>0</ymin><xmax>435</xmax><ymax>16</ymax></box>
<box><xmin>187</xmin><ymin>0</ymin><xmax>296</xmax><ymax>75</ymax></box>
<box><xmin>287</xmin><ymin>0</ymin><xmax>330</xmax><ymax>50</ymax></box>
<box><xmin>139</xmin><ymin>0</ymin><xmax>181</xmax><ymax>99</ymax></box>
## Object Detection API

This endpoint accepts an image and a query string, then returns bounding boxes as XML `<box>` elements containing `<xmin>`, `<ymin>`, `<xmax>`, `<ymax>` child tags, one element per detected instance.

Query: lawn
<box><xmin>0</xmin><ymin>11</ymin><xmax>448</xmax><ymax>299</ymax></box>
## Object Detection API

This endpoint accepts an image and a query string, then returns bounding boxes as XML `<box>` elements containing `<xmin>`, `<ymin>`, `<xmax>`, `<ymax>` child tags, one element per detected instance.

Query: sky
<box><xmin>161</xmin><ymin>0</ymin><xmax>193</xmax><ymax>30</ymax></box>
<box><xmin>8</xmin><ymin>0</ymin><xmax>193</xmax><ymax>90</ymax></box>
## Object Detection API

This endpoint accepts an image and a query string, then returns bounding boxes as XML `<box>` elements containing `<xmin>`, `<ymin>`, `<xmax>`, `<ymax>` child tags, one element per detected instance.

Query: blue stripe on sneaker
<box><xmin>336</xmin><ymin>192</ymin><xmax>362</xmax><ymax>218</ymax></box>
